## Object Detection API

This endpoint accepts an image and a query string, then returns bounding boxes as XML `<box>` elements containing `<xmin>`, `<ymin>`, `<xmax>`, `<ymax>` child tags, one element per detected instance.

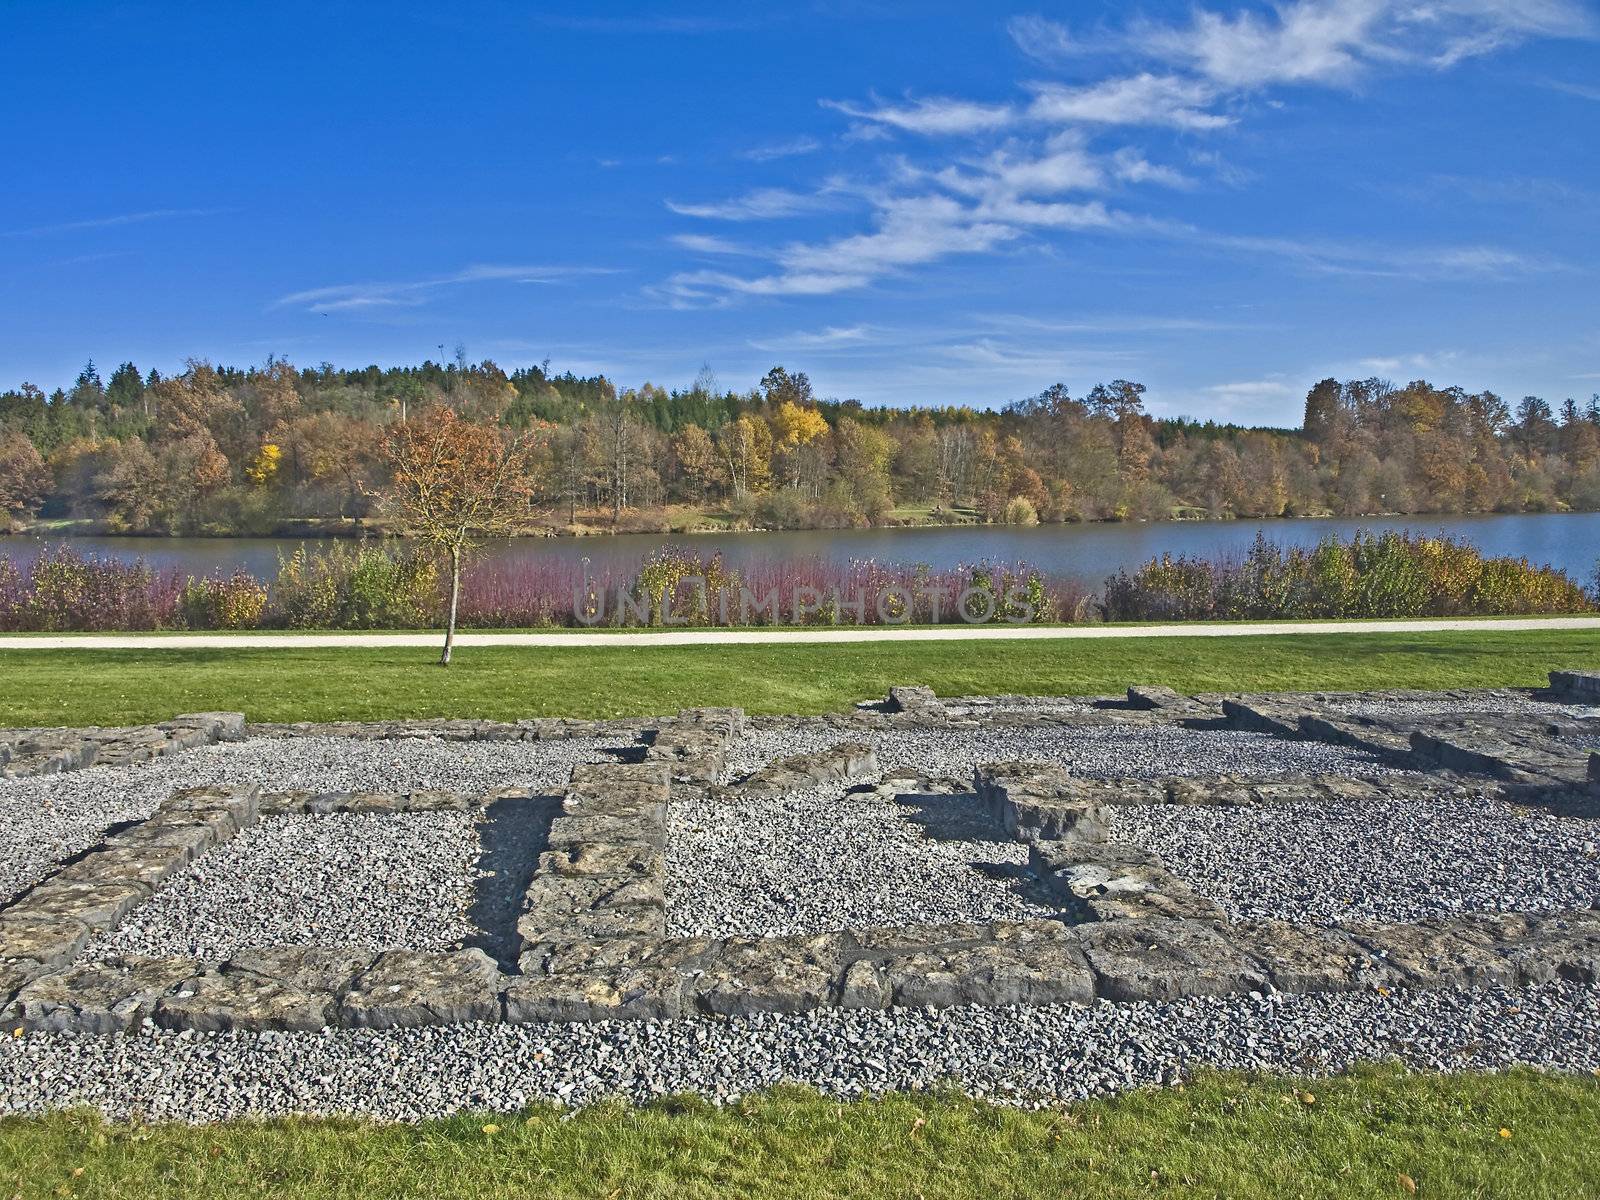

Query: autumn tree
<box><xmin>381</xmin><ymin>404</ymin><xmax>538</xmax><ymax>665</ymax></box>
<box><xmin>0</xmin><ymin>432</ymin><xmax>51</xmax><ymax>530</ymax></box>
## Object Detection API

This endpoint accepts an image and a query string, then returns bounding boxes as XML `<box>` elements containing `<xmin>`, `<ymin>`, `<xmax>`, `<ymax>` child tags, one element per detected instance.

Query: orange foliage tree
<box><xmin>381</xmin><ymin>405</ymin><xmax>539</xmax><ymax>664</ymax></box>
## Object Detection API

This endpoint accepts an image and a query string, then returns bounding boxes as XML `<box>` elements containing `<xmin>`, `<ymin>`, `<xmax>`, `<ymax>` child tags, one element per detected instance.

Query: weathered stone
<box><xmin>167</xmin><ymin>711</ymin><xmax>246</xmax><ymax>741</ymax></box>
<box><xmin>0</xmin><ymin>912</ymin><xmax>90</xmax><ymax>969</ymax></box>
<box><xmin>1550</xmin><ymin>669</ymin><xmax>1600</xmax><ymax>704</ymax></box>
<box><xmin>1347</xmin><ymin>918</ymin><xmax>1518</xmax><ymax>988</ymax></box>
<box><xmin>1226</xmin><ymin>919</ymin><xmax>1400</xmax><ymax>993</ymax></box>
<box><xmin>16</xmin><ymin>957</ymin><xmax>200</xmax><ymax>1033</ymax></box>
<box><xmin>224</xmin><ymin>946</ymin><xmax>375</xmax><ymax>993</ymax></box>
<box><xmin>546</xmin><ymin>813</ymin><xmax>666</xmax><ymax>851</ymax></box>
<box><xmin>1126</xmin><ymin>685</ymin><xmax>1183</xmax><ymax>710</ymax></box>
<box><xmin>839</xmin><ymin>959</ymin><xmax>890</xmax><ymax>1009</ymax></box>
<box><xmin>102</xmin><ymin>812</ymin><xmax>220</xmax><ymax>861</ymax></box>
<box><xmin>881</xmin><ymin>923</ymin><xmax>1093</xmax><ymax>1008</ymax></box>
<box><xmin>886</xmin><ymin>685</ymin><xmax>944</xmax><ymax>715</ymax></box>
<box><xmin>1221</xmin><ymin>698</ymin><xmax>1306</xmax><ymax>738</ymax></box>
<box><xmin>156</xmin><ymin>969</ymin><xmax>333</xmax><ymax>1033</ymax></box>
<box><xmin>1448</xmin><ymin>910</ymin><xmax>1600</xmax><ymax>985</ymax></box>
<box><xmin>50</xmin><ymin>844</ymin><xmax>190</xmax><ymax>890</ymax></box>
<box><xmin>691</xmin><ymin>933</ymin><xmax>845</xmax><ymax>1015</ymax></box>
<box><xmin>739</xmin><ymin>743</ymin><xmax>880</xmax><ymax>796</ymax></box>
<box><xmin>536</xmin><ymin>843</ymin><xmax>663</xmax><ymax>881</ymax></box>
<box><xmin>257</xmin><ymin>790</ymin><xmax>314</xmax><ymax>816</ymax></box>
<box><xmin>338</xmin><ymin>949</ymin><xmax>503</xmax><ymax>1028</ymax></box>
<box><xmin>507</xmin><ymin>937</ymin><xmax>715</xmax><ymax>1021</ymax></box>
<box><xmin>1079</xmin><ymin>919</ymin><xmax>1269</xmax><ymax>1001</ymax></box>
<box><xmin>8</xmin><ymin>879</ymin><xmax>150</xmax><ymax>930</ymax></box>
<box><xmin>161</xmin><ymin>784</ymin><xmax>261</xmax><ymax>832</ymax></box>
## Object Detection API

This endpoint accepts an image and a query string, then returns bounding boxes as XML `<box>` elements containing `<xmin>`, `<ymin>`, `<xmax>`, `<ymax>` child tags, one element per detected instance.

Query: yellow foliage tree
<box><xmin>245</xmin><ymin>442</ymin><xmax>282</xmax><ymax>486</ymax></box>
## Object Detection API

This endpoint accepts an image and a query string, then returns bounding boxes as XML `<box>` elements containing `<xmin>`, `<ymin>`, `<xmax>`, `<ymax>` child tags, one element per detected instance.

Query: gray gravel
<box><xmin>667</xmin><ymin>789</ymin><xmax>1062</xmax><ymax>937</ymax></box>
<box><xmin>3</xmin><ymin>981</ymin><xmax>1596</xmax><ymax>1122</ymax></box>
<box><xmin>0</xmin><ymin>735</ymin><xmax>610</xmax><ymax>904</ymax></box>
<box><xmin>1111</xmin><ymin>785</ymin><xmax>1600</xmax><ymax>924</ymax></box>
<box><xmin>85</xmin><ymin>812</ymin><xmax>484</xmax><ymax>959</ymax></box>
<box><xmin>728</xmin><ymin>723</ymin><xmax>1401</xmax><ymax>782</ymax></box>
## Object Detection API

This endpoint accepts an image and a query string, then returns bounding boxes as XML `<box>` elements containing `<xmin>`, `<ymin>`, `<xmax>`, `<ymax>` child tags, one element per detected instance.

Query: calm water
<box><xmin>4</xmin><ymin>513</ymin><xmax>1598</xmax><ymax>589</ymax></box>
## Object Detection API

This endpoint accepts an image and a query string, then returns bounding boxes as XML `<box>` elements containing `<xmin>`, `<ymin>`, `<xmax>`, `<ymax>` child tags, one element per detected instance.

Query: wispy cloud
<box><xmin>665</xmin><ymin>187</ymin><xmax>836</xmax><ymax>221</ymax></box>
<box><xmin>1027</xmin><ymin>75</ymin><xmax>1231</xmax><ymax>130</ymax></box>
<box><xmin>1547</xmin><ymin>78</ymin><xmax>1600</xmax><ymax>101</ymax></box>
<box><xmin>274</xmin><ymin>264</ymin><xmax>613</xmax><ymax>313</ymax></box>
<box><xmin>1007</xmin><ymin>14</ymin><xmax>1083</xmax><ymax>64</ymax></box>
<box><xmin>5</xmin><ymin>208</ymin><xmax>225</xmax><ymax>238</ymax></box>
<box><xmin>670</xmin><ymin>233</ymin><xmax>760</xmax><ymax>255</ymax></box>
<box><xmin>749</xmin><ymin>325</ymin><xmax>873</xmax><ymax>352</ymax></box>
<box><xmin>739</xmin><ymin>136</ymin><xmax>822</xmax><ymax>161</ymax></box>
<box><xmin>1134</xmin><ymin>0</ymin><xmax>1595</xmax><ymax>88</ymax></box>
<box><xmin>821</xmin><ymin>94</ymin><xmax>1016</xmax><ymax>136</ymax></box>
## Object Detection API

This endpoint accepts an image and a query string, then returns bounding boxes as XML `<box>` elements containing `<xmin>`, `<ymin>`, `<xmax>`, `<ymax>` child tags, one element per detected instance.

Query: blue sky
<box><xmin>3</xmin><ymin>0</ymin><xmax>1597</xmax><ymax>425</ymax></box>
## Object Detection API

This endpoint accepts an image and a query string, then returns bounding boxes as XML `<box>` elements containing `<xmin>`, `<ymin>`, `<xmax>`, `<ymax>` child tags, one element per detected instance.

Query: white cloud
<box><xmin>740</xmin><ymin>136</ymin><xmax>822</xmax><ymax>161</ymax></box>
<box><xmin>665</xmin><ymin>187</ymin><xmax>832</xmax><ymax>220</ymax></box>
<box><xmin>821</xmin><ymin>95</ymin><xmax>1016</xmax><ymax>136</ymax></box>
<box><xmin>1026</xmin><ymin>74</ymin><xmax>1232</xmax><ymax>130</ymax></box>
<box><xmin>670</xmin><ymin>233</ymin><xmax>759</xmax><ymax>255</ymax></box>
<box><xmin>1137</xmin><ymin>0</ymin><xmax>1595</xmax><ymax>88</ymax></box>
<box><xmin>749</xmin><ymin>325</ymin><xmax>873</xmax><ymax>352</ymax></box>
<box><xmin>5</xmin><ymin>208</ymin><xmax>225</xmax><ymax>237</ymax></box>
<box><xmin>1006</xmin><ymin>14</ymin><xmax>1081</xmax><ymax>63</ymax></box>
<box><xmin>274</xmin><ymin>264</ymin><xmax>609</xmax><ymax>312</ymax></box>
<box><xmin>1110</xmin><ymin>147</ymin><xmax>1194</xmax><ymax>188</ymax></box>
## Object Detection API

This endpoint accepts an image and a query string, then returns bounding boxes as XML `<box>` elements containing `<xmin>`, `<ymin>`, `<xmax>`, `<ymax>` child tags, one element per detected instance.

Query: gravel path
<box><xmin>1111</xmin><ymin>786</ymin><xmax>1600</xmax><ymax>924</ymax></box>
<box><xmin>0</xmin><ymin>736</ymin><xmax>610</xmax><ymax>904</ymax></box>
<box><xmin>667</xmin><ymin>790</ymin><xmax>1062</xmax><ymax>937</ymax></box>
<box><xmin>3</xmin><ymin>981</ymin><xmax>1595</xmax><ymax>1122</ymax></box>
<box><xmin>86</xmin><ymin>812</ymin><xmax>484</xmax><ymax>959</ymax></box>
<box><xmin>728</xmin><ymin>724</ymin><xmax>1400</xmax><ymax>782</ymax></box>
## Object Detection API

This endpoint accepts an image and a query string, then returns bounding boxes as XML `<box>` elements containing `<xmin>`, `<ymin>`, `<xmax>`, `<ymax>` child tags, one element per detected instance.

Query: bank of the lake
<box><xmin>4</xmin><ymin>511</ymin><xmax>1599</xmax><ymax>588</ymax></box>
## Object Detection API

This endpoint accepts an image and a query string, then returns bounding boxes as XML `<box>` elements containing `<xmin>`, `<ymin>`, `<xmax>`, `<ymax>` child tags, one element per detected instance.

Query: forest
<box><xmin>1</xmin><ymin>355</ymin><xmax>1598</xmax><ymax>536</ymax></box>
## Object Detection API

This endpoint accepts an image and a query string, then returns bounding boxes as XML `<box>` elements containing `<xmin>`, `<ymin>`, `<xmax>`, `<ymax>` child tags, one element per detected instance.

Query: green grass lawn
<box><xmin>1</xmin><ymin>628</ymin><xmax>1597</xmax><ymax>726</ymax></box>
<box><xmin>3</xmin><ymin>1066</ymin><xmax>1596</xmax><ymax>1199</ymax></box>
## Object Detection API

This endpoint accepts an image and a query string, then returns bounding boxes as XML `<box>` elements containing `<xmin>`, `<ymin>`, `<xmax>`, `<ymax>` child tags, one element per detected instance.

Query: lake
<box><xmin>3</xmin><ymin>512</ymin><xmax>1598</xmax><ymax>589</ymax></box>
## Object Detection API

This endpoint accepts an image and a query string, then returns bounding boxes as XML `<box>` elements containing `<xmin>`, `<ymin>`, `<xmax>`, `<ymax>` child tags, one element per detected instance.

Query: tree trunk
<box><xmin>441</xmin><ymin>545</ymin><xmax>461</xmax><ymax>666</ymax></box>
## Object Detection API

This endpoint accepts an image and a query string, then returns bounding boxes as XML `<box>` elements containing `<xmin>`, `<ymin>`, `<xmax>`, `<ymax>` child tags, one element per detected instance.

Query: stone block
<box><xmin>536</xmin><ymin>843</ymin><xmax>663</xmax><ymax>881</ymax></box>
<box><xmin>0</xmin><ymin>912</ymin><xmax>91</xmax><ymax>970</ymax></box>
<box><xmin>225</xmin><ymin>946</ymin><xmax>375</xmax><ymax>993</ymax></box>
<box><xmin>1447</xmin><ymin>910</ymin><xmax>1600</xmax><ymax>985</ymax></box>
<box><xmin>338</xmin><ymin>949</ymin><xmax>503</xmax><ymax>1028</ymax></box>
<box><xmin>156</xmin><ymin>970</ymin><xmax>334</xmax><ymax>1033</ymax></box>
<box><xmin>1347</xmin><ymin>919</ymin><xmax>1518</xmax><ymax>988</ymax></box>
<box><xmin>1079</xmin><ymin>919</ymin><xmax>1268</xmax><ymax>1001</ymax></box>
<box><xmin>739</xmin><ymin>743</ymin><xmax>880</xmax><ymax>796</ymax></box>
<box><xmin>103</xmin><ymin>813</ymin><xmax>220</xmax><ymax>861</ymax></box>
<box><xmin>691</xmin><ymin>933</ymin><xmax>845</xmax><ymax>1015</ymax></box>
<box><xmin>9</xmin><ymin>879</ymin><xmax>150</xmax><ymax>930</ymax></box>
<box><xmin>1126</xmin><ymin>685</ymin><xmax>1183</xmax><ymax>710</ymax></box>
<box><xmin>886</xmin><ymin>685</ymin><xmax>944</xmax><ymax>715</ymax></box>
<box><xmin>1225</xmin><ymin>919</ymin><xmax>1399</xmax><ymax>993</ymax></box>
<box><xmin>51</xmin><ymin>844</ymin><xmax>191</xmax><ymax>891</ymax></box>
<box><xmin>16</xmin><ymin>957</ymin><xmax>200</xmax><ymax>1033</ymax></box>
<box><xmin>881</xmin><ymin>923</ymin><xmax>1093</xmax><ymax>1008</ymax></box>
<box><xmin>546</xmin><ymin>813</ymin><xmax>666</xmax><ymax>852</ymax></box>
<box><xmin>507</xmin><ymin>938</ymin><xmax>714</xmax><ymax>1021</ymax></box>
<box><xmin>168</xmin><ymin>712</ymin><xmax>246</xmax><ymax>741</ymax></box>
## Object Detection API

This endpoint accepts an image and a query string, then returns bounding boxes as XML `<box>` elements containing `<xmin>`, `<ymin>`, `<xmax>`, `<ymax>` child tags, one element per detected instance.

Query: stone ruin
<box><xmin>3</xmin><ymin>671</ymin><xmax>1599</xmax><ymax>1033</ymax></box>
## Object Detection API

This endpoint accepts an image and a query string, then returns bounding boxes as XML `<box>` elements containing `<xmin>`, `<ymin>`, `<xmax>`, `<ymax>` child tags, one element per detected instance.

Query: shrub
<box><xmin>179</xmin><ymin>571</ymin><xmax>268</xmax><ymax>629</ymax></box>
<box><xmin>1002</xmin><ymin>496</ymin><xmax>1040</xmax><ymax>526</ymax></box>
<box><xmin>0</xmin><ymin>547</ymin><xmax>182</xmax><ymax>631</ymax></box>
<box><xmin>267</xmin><ymin>544</ymin><xmax>438</xmax><ymax>628</ymax></box>
<box><xmin>1101</xmin><ymin>530</ymin><xmax>1594</xmax><ymax>621</ymax></box>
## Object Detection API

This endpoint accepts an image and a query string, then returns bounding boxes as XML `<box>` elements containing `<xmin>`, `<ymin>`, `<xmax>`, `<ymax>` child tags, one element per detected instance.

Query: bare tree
<box><xmin>381</xmin><ymin>404</ymin><xmax>537</xmax><ymax>665</ymax></box>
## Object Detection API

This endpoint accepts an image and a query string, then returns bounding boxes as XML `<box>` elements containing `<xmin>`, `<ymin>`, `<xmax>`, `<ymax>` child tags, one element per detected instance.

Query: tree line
<box><xmin>1</xmin><ymin>355</ymin><xmax>1598</xmax><ymax>536</ymax></box>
